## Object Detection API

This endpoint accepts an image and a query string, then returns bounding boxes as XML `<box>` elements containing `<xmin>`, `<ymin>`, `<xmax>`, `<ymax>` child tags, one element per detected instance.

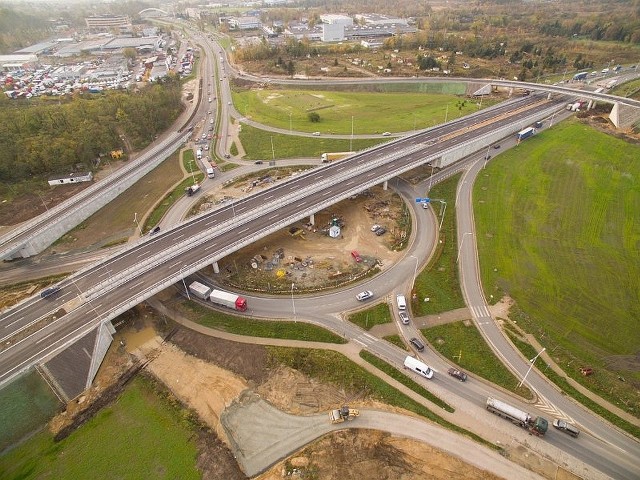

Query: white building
<box><xmin>322</xmin><ymin>23</ymin><xmax>345</xmax><ymax>42</ymax></box>
<box><xmin>320</xmin><ymin>14</ymin><xmax>353</xmax><ymax>27</ymax></box>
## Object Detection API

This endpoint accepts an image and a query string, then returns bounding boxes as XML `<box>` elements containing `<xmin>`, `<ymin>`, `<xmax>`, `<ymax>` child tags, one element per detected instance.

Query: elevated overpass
<box><xmin>0</xmin><ymin>95</ymin><xmax>563</xmax><ymax>398</ymax></box>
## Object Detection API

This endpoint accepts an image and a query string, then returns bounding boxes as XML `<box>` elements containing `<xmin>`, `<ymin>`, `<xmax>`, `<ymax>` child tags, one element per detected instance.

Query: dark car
<box><xmin>492</xmin><ymin>144</ymin><xmax>501</xmax><ymax>149</ymax></box>
<box><xmin>254</xmin><ymin>160</ymin><xmax>263</xmax><ymax>165</ymax></box>
<box><xmin>40</xmin><ymin>286</ymin><xmax>61</xmax><ymax>299</ymax></box>
<box><xmin>447</xmin><ymin>368</ymin><xmax>468</xmax><ymax>382</ymax></box>
<box><xmin>149</xmin><ymin>225</ymin><xmax>160</xmax><ymax>235</ymax></box>
<box><xmin>374</xmin><ymin>227</ymin><xmax>386</xmax><ymax>236</ymax></box>
<box><xmin>410</xmin><ymin>337</ymin><xmax>425</xmax><ymax>352</ymax></box>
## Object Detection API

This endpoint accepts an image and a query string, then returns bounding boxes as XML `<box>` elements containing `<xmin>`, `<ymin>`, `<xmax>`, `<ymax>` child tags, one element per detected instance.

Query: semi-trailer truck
<box><xmin>486</xmin><ymin>397</ymin><xmax>548</xmax><ymax>436</ymax></box>
<box><xmin>202</xmin><ymin>159</ymin><xmax>215</xmax><ymax>178</ymax></box>
<box><xmin>320</xmin><ymin>151</ymin><xmax>355</xmax><ymax>163</ymax></box>
<box><xmin>209</xmin><ymin>289</ymin><xmax>247</xmax><ymax>311</ymax></box>
<box><xmin>188</xmin><ymin>281</ymin><xmax>211</xmax><ymax>300</ymax></box>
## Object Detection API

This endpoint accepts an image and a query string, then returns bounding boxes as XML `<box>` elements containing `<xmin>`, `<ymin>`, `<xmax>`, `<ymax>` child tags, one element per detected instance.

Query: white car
<box><xmin>399</xmin><ymin>311</ymin><xmax>410</xmax><ymax>325</ymax></box>
<box><xmin>382</xmin><ymin>131</ymin><xmax>391</xmax><ymax>136</ymax></box>
<box><xmin>312</xmin><ymin>131</ymin><xmax>321</xmax><ymax>136</ymax></box>
<box><xmin>356</xmin><ymin>290</ymin><xmax>373</xmax><ymax>301</ymax></box>
<box><xmin>371</xmin><ymin>224</ymin><xmax>381</xmax><ymax>232</ymax></box>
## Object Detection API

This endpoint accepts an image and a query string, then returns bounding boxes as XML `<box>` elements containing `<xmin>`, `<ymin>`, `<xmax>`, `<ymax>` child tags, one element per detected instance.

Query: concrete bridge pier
<box><xmin>309</xmin><ymin>214</ymin><xmax>315</xmax><ymax>225</ymax></box>
<box><xmin>382</xmin><ymin>180</ymin><xmax>388</xmax><ymax>191</ymax></box>
<box><xmin>609</xmin><ymin>102</ymin><xmax>640</xmax><ymax>129</ymax></box>
<box><xmin>212</xmin><ymin>261</ymin><xmax>220</xmax><ymax>274</ymax></box>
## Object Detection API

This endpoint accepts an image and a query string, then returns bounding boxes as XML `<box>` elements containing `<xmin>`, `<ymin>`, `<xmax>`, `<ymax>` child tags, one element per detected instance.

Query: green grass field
<box><xmin>347</xmin><ymin>303</ymin><xmax>392</xmax><ymax>330</ymax></box>
<box><xmin>421</xmin><ymin>321</ymin><xmax>532</xmax><ymax>399</ymax></box>
<box><xmin>412</xmin><ymin>174</ymin><xmax>466</xmax><ymax>316</ymax></box>
<box><xmin>0</xmin><ymin>376</ymin><xmax>200</xmax><ymax>479</ymax></box>
<box><xmin>0</xmin><ymin>371</ymin><xmax>62</xmax><ymax>452</ymax></box>
<box><xmin>232</xmin><ymin>88</ymin><xmax>486</xmax><ymax>135</ymax></box>
<box><xmin>184</xmin><ymin>301</ymin><xmax>347</xmax><ymax>343</ymax></box>
<box><xmin>238</xmin><ymin>124</ymin><xmax>383</xmax><ymax>160</ymax></box>
<box><xmin>474</xmin><ymin>119</ymin><xmax>640</xmax><ymax>414</ymax></box>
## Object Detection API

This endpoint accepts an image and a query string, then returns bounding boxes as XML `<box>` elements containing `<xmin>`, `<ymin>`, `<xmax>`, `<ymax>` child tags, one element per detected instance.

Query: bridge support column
<box><xmin>212</xmin><ymin>261</ymin><xmax>220</xmax><ymax>274</ymax></box>
<box><xmin>609</xmin><ymin>102</ymin><xmax>640</xmax><ymax>129</ymax></box>
<box><xmin>587</xmin><ymin>100</ymin><xmax>595</xmax><ymax>110</ymax></box>
<box><xmin>309</xmin><ymin>214</ymin><xmax>315</xmax><ymax>225</ymax></box>
<box><xmin>382</xmin><ymin>180</ymin><xmax>388</xmax><ymax>191</ymax></box>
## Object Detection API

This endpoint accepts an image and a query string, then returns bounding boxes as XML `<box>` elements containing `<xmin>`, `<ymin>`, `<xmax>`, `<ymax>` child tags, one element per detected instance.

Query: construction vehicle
<box><xmin>486</xmin><ymin>397</ymin><xmax>548</xmax><ymax>436</ymax></box>
<box><xmin>329</xmin><ymin>405</ymin><xmax>360</xmax><ymax>424</ymax></box>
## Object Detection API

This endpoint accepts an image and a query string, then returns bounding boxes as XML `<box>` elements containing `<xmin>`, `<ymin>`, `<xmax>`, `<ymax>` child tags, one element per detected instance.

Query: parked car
<box><xmin>149</xmin><ymin>225</ymin><xmax>161</xmax><ymax>235</ymax></box>
<box><xmin>351</xmin><ymin>250</ymin><xmax>362</xmax><ymax>262</ymax></box>
<box><xmin>356</xmin><ymin>290</ymin><xmax>373</xmax><ymax>301</ymax></box>
<box><xmin>410</xmin><ymin>337</ymin><xmax>425</xmax><ymax>352</ymax></box>
<box><xmin>447</xmin><ymin>368</ymin><xmax>468</xmax><ymax>382</ymax></box>
<box><xmin>399</xmin><ymin>311</ymin><xmax>410</xmax><ymax>325</ymax></box>
<box><xmin>374</xmin><ymin>227</ymin><xmax>386</xmax><ymax>236</ymax></box>
<box><xmin>552</xmin><ymin>419</ymin><xmax>580</xmax><ymax>437</ymax></box>
<box><xmin>371</xmin><ymin>224</ymin><xmax>381</xmax><ymax>232</ymax></box>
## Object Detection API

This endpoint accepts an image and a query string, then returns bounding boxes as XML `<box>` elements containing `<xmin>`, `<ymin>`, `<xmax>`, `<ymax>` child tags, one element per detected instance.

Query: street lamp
<box><xmin>289</xmin><ymin>112</ymin><xmax>292</xmax><ymax>133</ymax></box>
<box><xmin>456</xmin><ymin>232</ymin><xmax>473</xmax><ymax>264</ymax></box>
<box><xmin>180</xmin><ymin>265</ymin><xmax>191</xmax><ymax>300</ymax></box>
<box><xmin>36</xmin><ymin>192</ymin><xmax>49</xmax><ymax>213</ymax></box>
<box><xmin>291</xmin><ymin>283</ymin><xmax>296</xmax><ymax>322</ymax></box>
<box><xmin>133</xmin><ymin>212</ymin><xmax>143</xmax><ymax>236</ymax></box>
<box><xmin>518</xmin><ymin>347</ymin><xmax>546</xmax><ymax>388</ymax></box>
<box><xmin>409</xmin><ymin>255</ymin><xmax>419</xmax><ymax>296</ymax></box>
<box><xmin>350</xmin><ymin>115</ymin><xmax>354</xmax><ymax>152</ymax></box>
<box><xmin>270</xmin><ymin>136</ymin><xmax>275</xmax><ymax>161</ymax></box>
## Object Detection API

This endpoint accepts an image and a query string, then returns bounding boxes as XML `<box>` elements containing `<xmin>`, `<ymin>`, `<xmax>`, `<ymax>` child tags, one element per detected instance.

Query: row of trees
<box><xmin>0</xmin><ymin>76</ymin><xmax>183</xmax><ymax>184</ymax></box>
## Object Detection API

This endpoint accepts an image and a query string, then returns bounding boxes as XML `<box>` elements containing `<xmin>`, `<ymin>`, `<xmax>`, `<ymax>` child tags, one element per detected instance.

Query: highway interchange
<box><xmin>0</xmin><ymin>26</ymin><xmax>639</xmax><ymax>479</ymax></box>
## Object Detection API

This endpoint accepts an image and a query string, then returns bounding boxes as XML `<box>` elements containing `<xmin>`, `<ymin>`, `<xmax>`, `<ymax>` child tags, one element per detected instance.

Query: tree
<box><xmin>308</xmin><ymin>112</ymin><xmax>320</xmax><ymax>123</ymax></box>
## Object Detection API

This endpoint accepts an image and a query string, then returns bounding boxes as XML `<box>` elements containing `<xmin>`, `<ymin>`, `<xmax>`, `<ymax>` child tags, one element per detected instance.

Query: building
<box><xmin>48</xmin><ymin>172</ymin><xmax>93</xmax><ymax>186</ymax></box>
<box><xmin>228</xmin><ymin>16</ymin><xmax>262</xmax><ymax>30</ymax></box>
<box><xmin>320</xmin><ymin>14</ymin><xmax>353</xmax><ymax>27</ymax></box>
<box><xmin>0</xmin><ymin>54</ymin><xmax>38</xmax><ymax>72</ymax></box>
<box><xmin>85</xmin><ymin>15</ymin><xmax>131</xmax><ymax>33</ymax></box>
<box><xmin>322</xmin><ymin>24</ymin><xmax>345</xmax><ymax>42</ymax></box>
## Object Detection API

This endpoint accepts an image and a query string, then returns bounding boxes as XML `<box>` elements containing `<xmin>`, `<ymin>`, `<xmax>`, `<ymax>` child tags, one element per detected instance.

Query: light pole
<box><xmin>444</xmin><ymin>104</ymin><xmax>449</xmax><ymax>123</ymax></box>
<box><xmin>180</xmin><ymin>265</ymin><xmax>191</xmax><ymax>300</ymax></box>
<box><xmin>133</xmin><ymin>212</ymin><xmax>143</xmax><ymax>236</ymax></box>
<box><xmin>483</xmin><ymin>145</ymin><xmax>492</xmax><ymax>169</ymax></box>
<box><xmin>289</xmin><ymin>112</ymin><xmax>292</xmax><ymax>133</ymax></box>
<box><xmin>350</xmin><ymin>115</ymin><xmax>354</xmax><ymax>151</ymax></box>
<box><xmin>291</xmin><ymin>283</ymin><xmax>296</xmax><ymax>322</ymax></box>
<box><xmin>36</xmin><ymin>192</ymin><xmax>49</xmax><ymax>212</ymax></box>
<box><xmin>270</xmin><ymin>136</ymin><xmax>275</xmax><ymax>161</ymax></box>
<box><xmin>428</xmin><ymin>163</ymin><xmax>435</xmax><ymax>192</ymax></box>
<box><xmin>456</xmin><ymin>232</ymin><xmax>473</xmax><ymax>264</ymax></box>
<box><xmin>409</xmin><ymin>254</ymin><xmax>419</xmax><ymax>296</ymax></box>
<box><xmin>518</xmin><ymin>347</ymin><xmax>546</xmax><ymax>388</ymax></box>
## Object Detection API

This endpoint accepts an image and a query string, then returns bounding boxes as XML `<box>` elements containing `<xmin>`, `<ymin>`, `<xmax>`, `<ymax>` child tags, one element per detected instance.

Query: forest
<box><xmin>0</xmin><ymin>76</ymin><xmax>183</xmax><ymax>184</ymax></box>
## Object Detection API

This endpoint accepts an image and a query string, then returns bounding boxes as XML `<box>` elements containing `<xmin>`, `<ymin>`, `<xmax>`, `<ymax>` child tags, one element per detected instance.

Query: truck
<box><xmin>572</xmin><ymin>71</ymin><xmax>588</xmax><ymax>81</ymax></box>
<box><xmin>329</xmin><ymin>405</ymin><xmax>360</xmax><ymax>424</ymax></box>
<box><xmin>188</xmin><ymin>281</ymin><xmax>211</xmax><ymax>300</ymax></box>
<box><xmin>202</xmin><ymin>158</ymin><xmax>215</xmax><ymax>178</ymax></box>
<box><xmin>209</xmin><ymin>289</ymin><xmax>247</xmax><ymax>311</ymax></box>
<box><xmin>486</xmin><ymin>397</ymin><xmax>548</xmax><ymax>436</ymax></box>
<box><xmin>196</xmin><ymin>148</ymin><xmax>202</xmax><ymax>160</ymax></box>
<box><xmin>516</xmin><ymin>127</ymin><xmax>535</xmax><ymax>141</ymax></box>
<box><xmin>320</xmin><ymin>151</ymin><xmax>355</xmax><ymax>163</ymax></box>
<box><xmin>185</xmin><ymin>184</ymin><xmax>200</xmax><ymax>196</ymax></box>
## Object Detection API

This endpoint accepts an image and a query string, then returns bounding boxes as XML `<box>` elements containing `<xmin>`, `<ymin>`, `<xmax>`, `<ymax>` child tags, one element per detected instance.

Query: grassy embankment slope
<box><xmin>474</xmin><ymin>119</ymin><xmax>640</xmax><ymax>416</ymax></box>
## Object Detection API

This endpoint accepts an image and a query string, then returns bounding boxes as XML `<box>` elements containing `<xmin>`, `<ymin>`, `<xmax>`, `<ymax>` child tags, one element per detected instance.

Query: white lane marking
<box><xmin>129</xmin><ymin>281</ymin><xmax>145</xmax><ymax>290</ymax></box>
<box><xmin>205</xmin><ymin>243</ymin><xmax>218</xmax><ymax>251</ymax></box>
<box><xmin>36</xmin><ymin>330</ymin><xmax>57</xmax><ymax>345</ymax></box>
<box><xmin>353</xmin><ymin>339</ymin><xmax>367</xmax><ymax>348</ymax></box>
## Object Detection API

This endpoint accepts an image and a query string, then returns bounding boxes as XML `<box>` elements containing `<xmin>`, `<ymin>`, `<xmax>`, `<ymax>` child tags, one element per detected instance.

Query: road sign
<box><xmin>415</xmin><ymin>197</ymin><xmax>431</xmax><ymax>203</ymax></box>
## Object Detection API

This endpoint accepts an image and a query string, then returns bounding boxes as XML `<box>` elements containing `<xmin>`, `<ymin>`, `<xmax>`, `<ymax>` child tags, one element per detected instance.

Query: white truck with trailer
<box><xmin>188</xmin><ymin>281</ymin><xmax>211</xmax><ymax>300</ymax></box>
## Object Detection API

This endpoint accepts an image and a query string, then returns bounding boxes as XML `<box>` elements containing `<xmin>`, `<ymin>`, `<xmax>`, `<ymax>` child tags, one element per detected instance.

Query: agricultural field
<box><xmin>231</xmin><ymin>87</ymin><xmax>487</xmax><ymax>135</ymax></box>
<box><xmin>0</xmin><ymin>376</ymin><xmax>201</xmax><ymax>480</ymax></box>
<box><xmin>474</xmin><ymin>119</ymin><xmax>640</xmax><ymax>413</ymax></box>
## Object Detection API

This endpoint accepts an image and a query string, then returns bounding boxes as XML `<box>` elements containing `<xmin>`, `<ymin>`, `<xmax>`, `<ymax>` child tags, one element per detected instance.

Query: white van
<box><xmin>396</xmin><ymin>294</ymin><xmax>407</xmax><ymax>310</ymax></box>
<box><xmin>403</xmin><ymin>356</ymin><xmax>434</xmax><ymax>379</ymax></box>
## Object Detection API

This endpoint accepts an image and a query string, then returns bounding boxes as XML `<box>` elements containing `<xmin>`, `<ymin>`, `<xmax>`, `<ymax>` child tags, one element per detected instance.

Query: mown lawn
<box><xmin>0</xmin><ymin>376</ymin><xmax>201</xmax><ymax>480</ymax></box>
<box><xmin>185</xmin><ymin>300</ymin><xmax>347</xmax><ymax>343</ymax></box>
<box><xmin>232</xmin><ymin>87</ymin><xmax>486</xmax><ymax>134</ymax></box>
<box><xmin>238</xmin><ymin>123</ymin><xmax>383</xmax><ymax>160</ymax></box>
<box><xmin>421</xmin><ymin>321</ymin><xmax>532</xmax><ymax>399</ymax></box>
<box><xmin>412</xmin><ymin>174</ymin><xmax>466</xmax><ymax>316</ymax></box>
<box><xmin>474</xmin><ymin>119</ymin><xmax>640</xmax><ymax>414</ymax></box>
<box><xmin>347</xmin><ymin>302</ymin><xmax>392</xmax><ymax>330</ymax></box>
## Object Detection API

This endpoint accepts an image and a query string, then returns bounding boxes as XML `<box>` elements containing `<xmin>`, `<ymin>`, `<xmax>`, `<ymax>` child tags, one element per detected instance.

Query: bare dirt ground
<box><xmin>198</xmin><ymin>182</ymin><xmax>407</xmax><ymax>292</ymax></box>
<box><xmin>46</xmin><ymin>304</ymin><xmax>521</xmax><ymax>480</ymax></box>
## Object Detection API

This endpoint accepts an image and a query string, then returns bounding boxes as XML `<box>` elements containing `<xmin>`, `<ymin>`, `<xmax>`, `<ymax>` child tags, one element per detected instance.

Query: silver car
<box><xmin>356</xmin><ymin>290</ymin><xmax>373</xmax><ymax>301</ymax></box>
<box><xmin>399</xmin><ymin>311</ymin><xmax>410</xmax><ymax>325</ymax></box>
<box><xmin>552</xmin><ymin>419</ymin><xmax>580</xmax><ymax>437</ymax></box>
